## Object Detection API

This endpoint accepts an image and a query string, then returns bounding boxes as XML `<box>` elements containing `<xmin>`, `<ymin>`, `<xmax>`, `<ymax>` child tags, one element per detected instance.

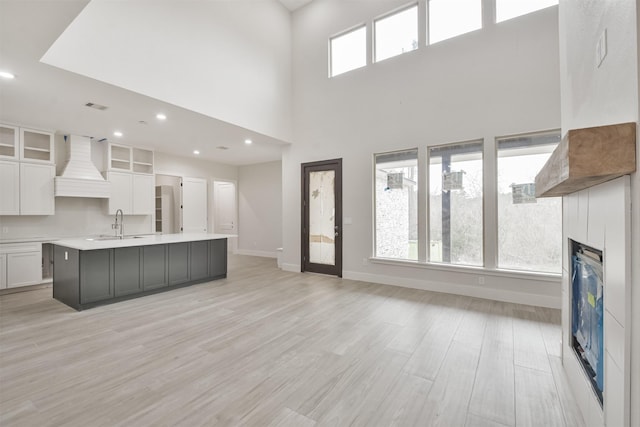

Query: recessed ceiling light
<box><xmin>0</xmin><ymin>71</ymin><xmax>15</xmax><ymax>79</ymax></box>
<box><xmin>156</xmin><ymin>113</ymin><xmax>167</xmax><ymax>120</ymax></box>
<box><xmin>113</xmin><ymin>131</ymin><xmax>123</xmax><ymax>137</ymax></box>
<box><xmin>244</xmin><ymin>139</ymin><xmax>253</xmax><ymax>145</ymax></box>
<box><xmin>193</xmin><ymin>150</ymin><xmax>200</xmax><ymax>155</ymax></box>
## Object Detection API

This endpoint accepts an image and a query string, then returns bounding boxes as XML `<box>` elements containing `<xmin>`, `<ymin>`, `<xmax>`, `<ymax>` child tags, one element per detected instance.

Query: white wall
<box><xmin>0</xmin><ymin>197</ymin><xmax>152</xmax><ymax>240</ymax></box>
<box><xmin>558</xmin><ymin>0</ymin><xmax>639</xmax><ymax>425</ymax></box>
<box><xmin>42</xmin><ymin>0</ymin><xmax>293</xmax><ymax>142</ymax></box>
<box><xmin>284</xmin><ymin>0</ymin><xmax>562</xmax><ymax>307</ymax></box>
<box><xmin>237</xmin><ymin>161</ymin><xmax>282</xmax><ymax>257</ymax></box>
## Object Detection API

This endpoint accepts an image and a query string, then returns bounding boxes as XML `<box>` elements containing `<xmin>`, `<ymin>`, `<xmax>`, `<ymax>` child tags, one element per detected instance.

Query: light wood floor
<box><xmin>0</xmin><ymin>255</ymin><xmax>584</xmax><ymax>427</ymax></box>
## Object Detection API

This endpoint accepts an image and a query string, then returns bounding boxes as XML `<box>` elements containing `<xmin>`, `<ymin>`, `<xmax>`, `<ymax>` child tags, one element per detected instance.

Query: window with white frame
<box><xmin>428</xmin><ymin>0</ymin><xmax>482</xmax><ymax>44</ymax></box>
<box><xmin>497</xmin><ymin>131</ymin><xmax>561</xmax><ymax>273</ymax></box>
<box><xmin>374</xmin><ymin>5</ymin><xmax>419</xmax><ymax>63</ymax></box>
<box><xmin>496</xmin><ymin>0</ymin><xmax>558</xmax><ymax>23</ymax></box>
<box><xmin>330</xmin><ymin>26</ymin><xmax>367</xmax><ymax>77</ymax></box>
<box><xmin>372</xmin><ymin>131</ymin><xmax>561</xmax><ymax>276</ymax></box>
<box><xmin>429</xmin><ymin>141</ymin><xmax>483</xmax><ymax>266</ymax></box>
<box><xmin>374</xmin><ymin>149</ymin><xmax>419</xmax><ymax>260</ymax></box>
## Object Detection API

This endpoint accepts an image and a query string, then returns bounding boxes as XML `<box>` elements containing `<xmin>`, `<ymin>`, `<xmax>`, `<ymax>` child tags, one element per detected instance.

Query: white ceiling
<box><xmin>278</xmin><ymin>0</ymin><xmax>313</xmax><ymax>11</ymax></box>
<box><xmin>0</xmin><ymin>1</ymin><xmax>291</xmax><ymax>166</ymax></box>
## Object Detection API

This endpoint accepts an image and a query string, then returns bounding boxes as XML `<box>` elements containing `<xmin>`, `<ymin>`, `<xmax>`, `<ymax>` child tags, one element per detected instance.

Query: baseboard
<box><xmin>342</xmin><ymin>270</ymin><xmax>561</xmax><ymax>309</ymax></box>
<box><xmin>234</xmin><ymin>249</ymin><xmax>277</xmax><ymax>258</ymax></box>
<box><xmin>281</xmin><ymin>263</ymin><xmax>300</xmax><ymax>273</ymax></box>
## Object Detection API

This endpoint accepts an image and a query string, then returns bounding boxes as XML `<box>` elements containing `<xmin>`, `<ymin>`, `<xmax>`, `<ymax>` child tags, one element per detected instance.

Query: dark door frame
<box><xmin>301</xmin><ymin>158</ymin><xmax>343</xmax><ymax>277</ymax></box>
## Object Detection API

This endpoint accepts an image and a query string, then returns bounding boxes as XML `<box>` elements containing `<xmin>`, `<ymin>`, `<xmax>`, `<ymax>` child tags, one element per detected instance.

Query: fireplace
<box><xmin>570</xmin><ymin>240</ymin><xmax>603</xmax><ymax>406</ymax></box>
<box><xmin>535</xmin><ymin>121</ymin><xmax>635</xmax><ymax>426</ymax></box>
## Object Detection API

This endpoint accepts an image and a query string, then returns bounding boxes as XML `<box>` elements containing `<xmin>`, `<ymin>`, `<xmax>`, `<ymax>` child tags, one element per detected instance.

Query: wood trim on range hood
<box><xmin>535</xmin><ymin>122</ymin><xmax>636</xmax><ymax>197</ymax></box>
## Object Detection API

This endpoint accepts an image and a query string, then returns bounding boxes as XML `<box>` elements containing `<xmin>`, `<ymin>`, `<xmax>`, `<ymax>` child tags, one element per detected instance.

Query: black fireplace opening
<box><xmin>570</xmin><ymin>239</ymin><xmax>604</xmax><ymax>406</ymax></box>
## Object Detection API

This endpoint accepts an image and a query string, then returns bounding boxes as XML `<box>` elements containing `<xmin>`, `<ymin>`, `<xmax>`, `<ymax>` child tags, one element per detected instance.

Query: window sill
<box><xmin>368</xmin><ymin>257</ymin><xmax>561</xmax><ymax>283</ymax></box>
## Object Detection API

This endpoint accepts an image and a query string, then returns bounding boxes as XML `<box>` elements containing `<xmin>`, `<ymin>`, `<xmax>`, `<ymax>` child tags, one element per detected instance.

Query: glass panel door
<box><xmin>308</xmin><ymin>170</ymin><xmax>336</xmax><ymax>265</ymax></box>
<box><xmin>302</xmin><ymin>159</ymin><xmax>342</xmax><ymax>277</ymax></box>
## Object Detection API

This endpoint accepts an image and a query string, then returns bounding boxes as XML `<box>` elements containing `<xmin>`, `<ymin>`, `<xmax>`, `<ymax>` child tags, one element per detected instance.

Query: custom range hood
<box><xmin>54</xmin><ymin>134</ymin><xmax>110</xmax><ymax>198</ymax></box>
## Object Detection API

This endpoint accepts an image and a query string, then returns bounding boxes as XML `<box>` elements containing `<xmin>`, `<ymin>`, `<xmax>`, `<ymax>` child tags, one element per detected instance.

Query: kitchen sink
<box><xmin>85</xmin><ymin>235</ymin><xmax>148</xmax><ymax>241</ymax></box>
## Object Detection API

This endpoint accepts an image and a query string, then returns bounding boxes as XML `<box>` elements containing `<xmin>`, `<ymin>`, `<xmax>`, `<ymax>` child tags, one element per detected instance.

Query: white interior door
<box><xmin>214</xmin><ymin>180</ymin><xmax>237</xmax><ymax>234</ymax></box>
<box><xmin>181</xmin><ymin>177</ymin><xmax>207</xmax><ymax>233</ymax></box>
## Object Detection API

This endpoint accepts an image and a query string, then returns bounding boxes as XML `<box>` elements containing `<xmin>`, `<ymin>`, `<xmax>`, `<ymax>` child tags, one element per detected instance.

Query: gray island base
<box><xmin>53</xmin><ymin>234</ymin><xmax>230</xmax><ymax>311</ymax></box>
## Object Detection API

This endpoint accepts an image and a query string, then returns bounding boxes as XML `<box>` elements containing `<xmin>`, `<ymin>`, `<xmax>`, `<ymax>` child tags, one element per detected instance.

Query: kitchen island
<box><xmin>53</xmin><ymin>233</ymin><xmax>232</xmax><ymax>310</ymax></box>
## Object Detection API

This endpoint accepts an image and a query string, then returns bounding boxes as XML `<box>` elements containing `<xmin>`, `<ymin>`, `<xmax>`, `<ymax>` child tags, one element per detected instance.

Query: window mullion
<box><xmin>417</xmin><ymin>146</ymin><xmax>428</xmax><ymax>263</ymax></box>
<box><xmin>484</xmin><ymin>135</ymin><xmax>498</xmax><ymax>270</ymax></box>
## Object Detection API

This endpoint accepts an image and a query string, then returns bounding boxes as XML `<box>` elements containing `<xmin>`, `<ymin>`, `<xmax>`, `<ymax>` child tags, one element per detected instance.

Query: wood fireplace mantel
<box><xmin>535</xmin><ymin>122</ymin><xmax>636</xmax><ymax>197</ymax></box>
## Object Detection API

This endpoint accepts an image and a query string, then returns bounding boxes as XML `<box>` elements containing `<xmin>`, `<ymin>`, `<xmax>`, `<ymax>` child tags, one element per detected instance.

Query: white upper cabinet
<box><xmin>107</xmin><ymin>171</ymin><xmax>133</xmax><ymax>214</ymax></box>
<box><xmin>108</xmin><ymin>143</ymin><xmax>153</xmax><ymax>174</ymax></box>
<box><xmin>132</xmin><ymin>148</ymin><xmax>154</xmax><ymax>174</ymax></box>
<box><xmin>0</xmin><ymin>125</ymin><xmax>19</xmax><ymax>160</ymax></box>
<box><xmin>108</xmin><ymin>144</ymin><xmax>132</xmax><ymax>171</ymax></box>
<box><xmin>20</xmin><ymin>163</ymin><xmax>55</xmax><ymax>215</ymax></box>
<box><xmin>0</xmin><ymin>124</ymin><xmax>54</xmax><ymax>163</ymax></box>
<box><xmin>132</xmin><ymin>174</ymin><xmax>154</xmax><ymax>215</ymax></box>
<box><xmin>0</xmin><ymin>161</ymin><xmax>20</xmax><ymax>215</ymax></box>
<box><xmin>0</xmin><ymin>160</ymin><xmax>54</xmax><ymax>215</ymax></box>
<box><xmin>107</xmin><ymin>171</ymin><xmax>153</xmax><ymax>215</ymax></box>
<box><xmin>106</xmin><ymin>143</ymin><xmax>154</xmax><ymax>216</ymax></box>
<box><xmin>20</xmin><ymin>128</ymin><xmax>54</xmax><ymax>163</ymax></box>
<box><xmin>0</xmin><ymin>124</ymin><xmax>54</xmax><ymax>216</ymax></box>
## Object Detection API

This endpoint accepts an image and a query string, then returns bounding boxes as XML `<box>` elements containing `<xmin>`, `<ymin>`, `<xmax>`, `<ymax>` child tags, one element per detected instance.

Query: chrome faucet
<box><xmin>112</xmin><ymin>209</ymin><xmax>124</xmax><ymax>239</ymax></box>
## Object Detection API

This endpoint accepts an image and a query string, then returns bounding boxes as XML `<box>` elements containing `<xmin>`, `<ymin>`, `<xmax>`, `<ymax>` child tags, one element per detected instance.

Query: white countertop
<box><xmin>53</xmin><ymin>233</ymin><xmax>235</xmax><ymax>250</ymax></box>
<box><xmin>0</xmin><ymin>237</ymin><xmax>63</xmax><ymax>244</ymax></box>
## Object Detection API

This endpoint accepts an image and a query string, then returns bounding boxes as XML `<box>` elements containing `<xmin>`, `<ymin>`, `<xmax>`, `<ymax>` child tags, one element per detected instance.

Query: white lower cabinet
<box><xmin>0</xmin><ymin>254</ymin><xmax>6</xmax><ymax>289</ymax></box>
<box><xmin>0</xmin><ymin>160</ymin><xmax>54</xmax><ymax>215</ymax></box>
<box><xmin>7</xmin><ymin>252</ymin><xmax>41</xmax><ymax>288</ymax></box>
<box><xmin>0</xmin><ymin>243</ymin><xmax>42</xmax><ymax>289</ymax></box>
<box><xmin>107</xmin><ymin>171</ymin><xmax>153</xmax><ymax>215</ymax></box>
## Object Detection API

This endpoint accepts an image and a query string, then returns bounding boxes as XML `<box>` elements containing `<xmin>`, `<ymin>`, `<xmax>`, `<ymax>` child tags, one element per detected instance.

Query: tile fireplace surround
<box><xmin>562</xmin><ymin>176</ymin><xmax>631</xmax><ymax>426</ymax></box>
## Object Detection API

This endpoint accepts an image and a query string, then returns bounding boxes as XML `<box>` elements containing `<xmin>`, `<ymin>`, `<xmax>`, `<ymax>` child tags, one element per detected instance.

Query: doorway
<box><xmin>182</xmin><ymin>177</ymin><xmax>208</xmax><ymax>233</ymax></box>
<box><xmin>155</xmin><ymin>174</ymin><xmax>181</xmax><ymax>234</ymax></box>
<box><xmin>301</xmin><ymin>159</ymin><xmax>342</xmax><ymax>277</ymax></box>
<box><xmin>213</xmin><ymin>180</ymin><xmax>237</xmax><ymax>235</ymax></box>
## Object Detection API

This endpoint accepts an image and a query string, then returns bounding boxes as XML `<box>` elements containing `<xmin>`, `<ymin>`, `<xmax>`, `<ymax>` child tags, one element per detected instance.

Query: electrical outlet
<box><xmin>478</xmin><ymin>276</ymin><xmax>485</xmax><ymax>285</ymax></box>
<box><xmin>362</xmin><ymin>257</ymin><xmax>368</xmax><ymax>265</ymax></box>
<box><xmin>1</xmin><ymin>226</ymin><xmax>8</xmax><ymax>234</ymax></box>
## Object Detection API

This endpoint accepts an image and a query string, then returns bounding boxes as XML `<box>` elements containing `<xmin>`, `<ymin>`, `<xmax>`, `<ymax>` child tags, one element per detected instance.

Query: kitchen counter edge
<box><xmin>53</xmin><ymin>233</ymin><xmax>236</xmax><ymax>251</ymax></box>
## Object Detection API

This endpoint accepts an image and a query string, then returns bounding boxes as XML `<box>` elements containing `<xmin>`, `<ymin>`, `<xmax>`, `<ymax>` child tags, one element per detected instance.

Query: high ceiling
<box><xmin>279</xmin><ymin>0</ymin><xmax>313</xmax><ymax>11</ymax></box>
<box><xmin>0</xmin><ymin>0</ymin><xmax>307</xmax><ymax>166</ymax></box>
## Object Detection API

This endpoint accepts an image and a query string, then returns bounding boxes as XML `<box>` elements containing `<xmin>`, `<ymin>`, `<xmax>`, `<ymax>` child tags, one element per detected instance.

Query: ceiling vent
<box><xmin>85</xmin><ymin>102</ymin><xmax>108</xmax><ymax>111</ymax></box>
<box><xmin>216</xmin><ymin>146</ymin><xmax>229</xmax><ymax>150</ymax></box>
